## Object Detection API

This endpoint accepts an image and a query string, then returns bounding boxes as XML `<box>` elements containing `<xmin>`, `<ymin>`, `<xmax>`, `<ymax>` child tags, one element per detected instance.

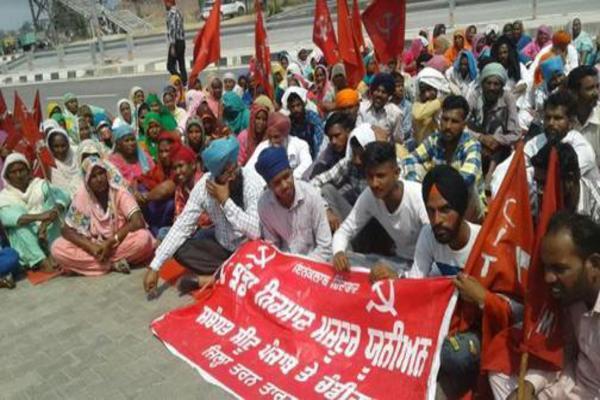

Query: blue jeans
<box><xmin>0</xmin><ymin>247</ymin><xmax>20</xmax><ymax>277</ymax></box>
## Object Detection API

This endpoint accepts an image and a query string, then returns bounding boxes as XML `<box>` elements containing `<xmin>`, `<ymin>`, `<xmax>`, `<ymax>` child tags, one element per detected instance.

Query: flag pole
<box><xmin>517</xmin><ymin>352</ymin><xmax>529</xmax><ymax>400</ymax></box>
<box><xmin>34</xmin><ymin>146</ymin><xmax>65</xmax><ymax>226</ymax></box>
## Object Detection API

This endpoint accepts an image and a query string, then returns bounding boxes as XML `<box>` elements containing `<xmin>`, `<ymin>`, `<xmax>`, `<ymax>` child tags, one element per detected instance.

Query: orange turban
<box><xmin>552</xmin><ymin>31</ymin><xmax>571</xmax><ymax>50</ymax></box>
<box><xmin>335</xmin><ymin>89</ymin><xmax>360</xmax><ymax>108</ymax></box>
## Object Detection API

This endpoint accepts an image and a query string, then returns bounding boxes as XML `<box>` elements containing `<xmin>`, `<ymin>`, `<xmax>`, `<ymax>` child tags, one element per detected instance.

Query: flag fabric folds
<box><xmin>336</xmin><ymin>0</ymin><xmax>366</xmax><ymax>88</ymax></box>
<box><xmin>254</xmin><ymin>0</ymin><xmax>273</xmax><ymax>100</ymax></box>
<box><xmin>189</xmin><ymin>0</ymin><xmax>221</xmax><ymax>87</ymax></box>
<box><xmin>312</xmin><ymin>0</ymin><xmax>340</xmax><ymax>66</ymax></box>
<box><xmin>361</xmin><ymin>0</ymin><xmax>407</xmax><ymax>64</ymax></box>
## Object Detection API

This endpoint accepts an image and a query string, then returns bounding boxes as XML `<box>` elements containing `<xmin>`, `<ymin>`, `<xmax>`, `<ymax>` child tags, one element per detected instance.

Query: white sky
<box><xmin>0</xmin><ymin>0</ymin><xmax>33</xmax><ymax>31</ymax></box>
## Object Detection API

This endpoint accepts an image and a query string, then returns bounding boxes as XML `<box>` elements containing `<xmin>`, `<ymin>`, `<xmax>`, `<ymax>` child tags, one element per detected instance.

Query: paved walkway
<box><xmin>0</xmin><ymin>269</ymin><xmax>232</xmax><ymax>400</ymax></box>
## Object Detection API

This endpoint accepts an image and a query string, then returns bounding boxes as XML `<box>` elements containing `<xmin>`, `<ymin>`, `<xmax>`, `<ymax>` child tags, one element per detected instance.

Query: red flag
<box><xmin>350</xmin><ymin>0</ymin><xmax>365</xmax><ymax>51</ymax></box>
<box><xmin>0</xmin><ymin>89</ymin><xmax>6</xmax><ymax>116</ymax></box>
<box><xmin>13</xmin><ymin>92</ymin><xmax>29</xmax><ymax>124</ymax></box>
<box><xmin>313</xmin><ymin>0</ymin><xmax>340</xmax><ymax>65</ymax></box>
<box><xmin>336</xmin><ymin>0</ymin><xmax>365</xmax><ymax>88</ymax></box>
<box><xmin>189</xmin><ymin>0</ymin><xmax>221</xmax><ymax>87</ymax></box>
<box><xmin>454</xmin><ymin>144</ymin><xmax>535</xmax><ymax>368</ymax></box>
<box><xmin>521</xmin><ymin>148</ymin><xmax>563</xmax><ymax>368</ymax></box>
<box><xmin>254</xmin><ymin>0</ymin><xmax>273</xmax><ymax>99</ymax></box>
<box><xmin>32</xmin><ymin>90</ymin><xmax>42</xmax><ymax>129</ymax></box>
<box><xmin>1</xmin><ymin>114</ymin><xmax>23</xmax><ymax>151</ymax></box>
<box><xmin>361</xmin><ymin>0</ymin><xmax>407</xmax><ymax>64</ymax></box>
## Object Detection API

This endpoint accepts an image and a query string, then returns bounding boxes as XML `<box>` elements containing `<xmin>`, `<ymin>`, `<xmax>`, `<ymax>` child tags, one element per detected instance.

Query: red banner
<box><xmin>152</xmin><ymin>241</ymin><xmax>457</xmax><ymax>399</ymax></box>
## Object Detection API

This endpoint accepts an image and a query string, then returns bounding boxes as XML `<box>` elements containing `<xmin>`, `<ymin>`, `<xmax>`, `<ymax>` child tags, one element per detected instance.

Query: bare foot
<box><xmin>37</xmin><ymin>257</ymin><xmax>58</xmax><ymax>273</ymax></box>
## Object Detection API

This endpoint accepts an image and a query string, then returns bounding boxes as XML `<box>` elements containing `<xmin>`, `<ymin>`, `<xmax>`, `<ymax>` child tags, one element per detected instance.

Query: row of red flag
<box><xmin>0</xmin><ymin>89</ymin><xmax>55</xmax><ymax>168</ymax></box>
<box><xmin>456</xmin><ymin>143</ymin><xmax>563</xmax><ymax>387</ymax></box>
<box><xmin>189</xmin><ymin>0</ymin><xmax>408</xmax><ymax>95</ymax></box>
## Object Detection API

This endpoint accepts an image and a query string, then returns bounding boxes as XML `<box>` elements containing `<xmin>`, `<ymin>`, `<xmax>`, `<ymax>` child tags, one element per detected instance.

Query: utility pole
<box><xmin>449</xmin><ymin>0</ymin><xmax>456</xmax><ymax>28</ymax></box>
<box><xmin>532</xmin><ymin>0</ymin><xmax>538</xmax><ymax>19</ymax></box>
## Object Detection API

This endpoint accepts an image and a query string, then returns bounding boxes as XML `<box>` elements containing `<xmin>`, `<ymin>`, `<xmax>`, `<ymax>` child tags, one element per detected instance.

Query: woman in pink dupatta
<box><xmin>403</xmin><ymin>37</ymin><xmax>428</xmax><ymax>76</ymax></box>
<box><xmin>308</xmin><ymin>64</ymin><xmax>336</xmax><ymax>117</ymax></box>
<box><xmin>237</xmin><ymin>99</ymin><xmax>271</xmax><ymax>165</ymax></box>
<box><xmin>51</xmin><ymin>158</ymin><xmax>156</xmax><ymax>276</ymax></box>
<box><xmin>521</xmin><ymin>25</ymin><xmax>552</xmax><ymax>62</ymax></box>
<box><xmin>178</xmin><ymin>89</ymin><xmax>207</xmax><ymax>132</ymax></box>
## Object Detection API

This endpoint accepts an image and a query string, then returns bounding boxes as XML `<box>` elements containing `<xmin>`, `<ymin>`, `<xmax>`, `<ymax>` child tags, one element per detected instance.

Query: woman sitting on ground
<box><xmin>237</xmin><ymin>100</ymin><xmax>271</xmax><ymax>166</ymax></box>
<box><xmin>51</xmin><ymin>158</ymin><xmax>155</xmax><ymax>276</ymax></box>
<box><xmin>0</xmin><ymin>153</ymin><xmax>70</xmax><ymax>272</ymax></box>
<box><xmin>139</xmin><ymin>112</ymin><xmax>162</xmax><ymax>161</ymax></box>
<box><xmin>109</xmin><ymin>125</ymin><xmax>154</xmax><ymax>186</ymax></box>
<box><xmin>222</xmin><ymin>91</ymin><xmax>250</xmax><ymax>135</ymax></box>
<box><xmin>47</xmin><ymin>127</ymin><xmax>82</xmax><ymax>196</ymax></box>
<box><xmin>135</xmin><ymin>132</ymin><xmax>179</xmax><ymax>236</ymax></box>
<box><xmin>185</xmin><ymin>117</ymin><xmax>207</xmax><ymax>155</ymax></box>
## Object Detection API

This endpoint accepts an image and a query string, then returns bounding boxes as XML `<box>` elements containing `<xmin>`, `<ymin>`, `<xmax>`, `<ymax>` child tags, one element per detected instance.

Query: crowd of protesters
<box><xmin>0</xmin><ymin>14</ymin><xmax>599</xmax><ymax>400</ymax></box>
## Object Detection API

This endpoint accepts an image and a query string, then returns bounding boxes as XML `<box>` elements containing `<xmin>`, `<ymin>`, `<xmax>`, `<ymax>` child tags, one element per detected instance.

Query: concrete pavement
<box><xmin>0</xmin><ymin>268</ymin><xmax>234</xmax><ymax>400</ymax></box>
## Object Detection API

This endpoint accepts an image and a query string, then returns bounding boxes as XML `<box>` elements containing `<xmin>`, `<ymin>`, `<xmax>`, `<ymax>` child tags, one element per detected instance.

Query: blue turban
<box><xmin>255</xmin><ymin>146</ymin><xmax>290</xmax><ymax>184</ymax></box>
<box><xmin>112</xmin><ymin>124</ymin><xmax>135</xmax><ymax>142</ymax></box>
<box><xmin>201</xmin><ymin>136</ymin><xmax>240</xmax><ymax>178</ymax></box>
<box><xmin>540</xmin><ymin>56</ymin><xmax>564</xmax><ymax>84</ymax></box>
<box><xmin>370</xmin><ymin>73</ymin><xmax>395</xmax><ymax>95</ymax></box>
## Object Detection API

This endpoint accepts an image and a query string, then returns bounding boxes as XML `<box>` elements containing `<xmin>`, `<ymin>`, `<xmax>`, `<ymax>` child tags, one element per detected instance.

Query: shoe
<box><xmin>112</xmin><ymin>260</ymin><xmax>131</xmax><ymax>274</ymax></box>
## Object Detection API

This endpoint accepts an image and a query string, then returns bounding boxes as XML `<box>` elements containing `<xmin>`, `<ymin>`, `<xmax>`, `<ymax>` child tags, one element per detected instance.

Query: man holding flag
<box><xmin>491</xmin><ymin>212</ymin><xmax>600</xmax><ymax>400</ymax></box>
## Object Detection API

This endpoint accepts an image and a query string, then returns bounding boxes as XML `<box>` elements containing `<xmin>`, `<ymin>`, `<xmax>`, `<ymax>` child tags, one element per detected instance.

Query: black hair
<box><xmin>567</xmin><ymin>65</ymin><xmax>598</xmax><ymax>92</ymax></box>
<box><xmin>391</xmin><ymin>71</ymin><xmax>404</xmax><ymax>83</ymax></box>
<box><xmin>546</xmin><ymin>211</ymin><xmax>600</xmax><ymax>259</ymax></box>
<box><xmin>491</xmin><ymin>35</ymin><xmax>521</xmax><ymax>81</ymax></box>
<box><xmin>48</xmin><ymin>130</ymin><xmax>67</xmax><ymax>148</ymax></box>
<box><xmin>422</xmin><ymin>165</ymin><xmax>469</xmax><ymax>216</ymax></box>
<box><xmin>543</xmin><ymin>91</ymin><xmax>577</xmax><ymax>119</ymax></box>
<box><xmin>530</xmin><ymin>141</ymin><xmax>580</xmax><ymax>181</ymax></box>
<box><xmin>361</xmin><ymin>141</ymin><xmax>396</xmax><ymax>170</ymax></box>
<box><xmin>286</xmin><ymin>92</ymin><xmax>303</xmax><ymax>107</ymax></box>
<box><xmin>370</xmin><ymin>73</ymin><xmax>395</xmax><ymax>95</ymax></box>
<box><xmin>325</xmin><ymin>112</ymin><xmax>355</xmax><ymax>135</ymax></box>
<box><xmin>433</xmin><ymin>24</ymin><xmax>445</xmax><ymax>38</ymax></box>
<box><xmin>502</xmin><ymin>23</ymin><xmax>514</xmax><ymax>34</ymax></box>
<box><xmin>416</xmin><ymin>53</ymin><xmax>433</xmax><ymax>69</ymax></box>
<box><xmin>442</xmin><ymin>95</ymin><xmax>470</xmax><ymax>120</ymax></box>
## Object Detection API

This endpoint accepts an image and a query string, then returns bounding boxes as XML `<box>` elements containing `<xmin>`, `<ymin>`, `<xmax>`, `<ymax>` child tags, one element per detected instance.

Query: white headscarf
<box><xmin>46</xmin><ymin>127</ymin><xmax>82</xmax><ymax>195</ymax></box>
<box><xmin>0</xmin><ymin>153</ymin><xmax>47</xmax><ymax>211</ymax></box>
<box><xmin>345</xmin><ymin>123</ymin><xmax>376</xmax><ymax>159</ymax></box>
<box><xmin>113</xmin><ymin>98</ymin><xmax>136</xmax><ymax>132</ymax></box>
<box><xmin>416</xmin><ymin>67</ymin><xmax>451</xmax><ymax>96</ymax></box>
<box><xmin>280</xmin><ymin>86</ymin><xmax>319</xmax><ymax>116</ymax></box>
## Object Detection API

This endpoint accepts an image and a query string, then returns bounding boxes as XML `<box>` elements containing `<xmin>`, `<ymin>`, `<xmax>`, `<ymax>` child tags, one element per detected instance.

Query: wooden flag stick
<box><xmin>517</xmin><ymin>351</ymin><xmax>529</xmax><ymax>400</ymax></box>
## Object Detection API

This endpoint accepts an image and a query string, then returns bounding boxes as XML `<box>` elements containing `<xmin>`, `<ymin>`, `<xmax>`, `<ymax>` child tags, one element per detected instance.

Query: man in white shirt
<box><xmin>491</xmin><ymin>91</ymin><xmax>599</xmax><ymax>198</ymax></box>
<box><xmin>356</xmin><ymin>73</ymin><xmax>405</xmax><ymax>143</ymax></box>
<box><xmin>255</xmin><ymin>147</ymin><xmax>332</xmax><ymax>262</ymax></box>
<box><xmin>408</xmin><ymin>165</ymin><xmax>481</xmax><ymax>278</ymax></box>
<box><xmin>143</xmin><ymin>136</ymin><xmax>263</xmax><ymax>293</ymax></box>
<box><xmin>332</xmin><ymin>141</ymin><xmax>428</xmax><ymax>276</ymax></box>
<box><xmin>568</xmin><ymin>65</ymin><xmax>600</xmax><ymax>168</ymax></box>
<box><xmin>490</xmin><ymin>212</ymin><xmax>600</xmax><ymax>400</ymax></box>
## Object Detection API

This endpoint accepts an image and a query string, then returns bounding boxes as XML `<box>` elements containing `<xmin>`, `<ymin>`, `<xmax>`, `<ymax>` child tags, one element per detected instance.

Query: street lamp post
<box><xmin>89</xmin><ymin>0</ymin><xmax>105</xmax><ymax>64</ymax></box>
<box><xmin>532</xmin><ymin>0</ymin><xmax>537</xmax><ymax>19</ymax></box>
<box><xmin>449</xmin><ymin>0</ymin><xmax>456</xmax><ymax>27</ymax></box>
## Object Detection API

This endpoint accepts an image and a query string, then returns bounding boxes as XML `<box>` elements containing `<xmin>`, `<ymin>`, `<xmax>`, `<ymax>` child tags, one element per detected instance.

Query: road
<box><xmin>2</xmin><ymin>0</ymin><xmax>598</xmax><ymax>116</ymax></box>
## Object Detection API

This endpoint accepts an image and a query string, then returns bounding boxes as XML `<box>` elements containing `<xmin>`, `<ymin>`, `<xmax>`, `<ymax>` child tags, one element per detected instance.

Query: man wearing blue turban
<box><xmin>143</xmin><ymin>136</ymin><xmax>264</xmax><ymax>293</ymax></box>
<box><xmin>255</xmin><ymin>147</ymin><xmax>332</xmax><ymax>262</ymax></box>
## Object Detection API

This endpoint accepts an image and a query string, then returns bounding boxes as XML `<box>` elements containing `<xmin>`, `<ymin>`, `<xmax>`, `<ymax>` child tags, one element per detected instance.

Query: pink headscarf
<box><xmin>471</xmin><ymin>33</ymin><xmax>488</xmax><ymax>59</ymax></box>
<box><xmin>521</xmin><ymin>25</ymin><xmax>552</xmax><ymax>61</ymax></box>
<box><xmin>178</xmin><ymin>89</ymin><xmax>207</xmax><ymax>132</ymax></box>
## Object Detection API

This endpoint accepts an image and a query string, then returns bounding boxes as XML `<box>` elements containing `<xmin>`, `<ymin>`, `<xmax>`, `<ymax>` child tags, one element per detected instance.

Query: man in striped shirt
<box><xmin>403</xmin><ymin>95</ymin><xmax>484</xmax><ymax>221</ymax></box>
<box><xmin>165</xmin><ymin>0</ymin><xmax>187</xmax><ymax>85</ymax></box>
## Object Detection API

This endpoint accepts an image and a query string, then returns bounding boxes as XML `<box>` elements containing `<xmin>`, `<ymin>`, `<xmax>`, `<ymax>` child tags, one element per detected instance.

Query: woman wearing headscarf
<box><xmin>135</xmin><ymin>132</ymin><xmax>179</xmax><ymax>236</ymax></box>
<box><xmin>245</xmin><ymin>112</ymin><xmax>312</xmax><ymax>180</ymax></box>
<box><xmin>520</xmin><ymin>25</ymin><xmax>552</xmax><ymax>63</ymax></box>
<box><xmin>179</xmin><ymin>89</ymin><xmax>206</xmax><ymax>132</ymax></box>
<box><xmin>46</xmin><ymin>127</ymin><xmax>82</xmax><ymax>196</ymax></box>
<box><xmin>199</xmin><ymin>107</ymin><xmax>229</xmax><ymax>144</ymax></box>
<box><xmin>403</xmin><ymin>37</ymin><xmax>429</xmax><ymax>77</ymax></box>
<box><xmin>0</xmin><ymin>153</ymin><xmax>70</xmax><ymax>272</ymax></box>
<box><xmin>145</xmin><ymin>93</ymin><xmax>162</xmax><ymax>114</ymax></box>
<box><xmin>139</xmin><ymin>112</ymin><xmax>162</xmax><ymax>160</ymax></box>
<box><xmin>185</xmin><ymin>117</ymin><xmax>207</xmax><ymax>155</ymax></box>
<box><xmin>433</xmin><ymin>35</ymin><xmax>451</xmax><ymax>56</ymax></box>
<box><xmin>130</xmin><ymin>86</ymin><xmax>145</xmax><ymax>108</ymax></box>
<box><xmin>271</xmin><ymin>62</ymin><xmax>288</xmax><ymax>105</ymax></box>
<box><xmin>512</xmin><ymin>20</ymin><xmax>532</xmax><ymax>52</ymax></box>
<box><xmin>77</xmin><ymin>140</ymin><xmax>126</xmax><ymax>190</ymax></box>
<box><xmin>109</xmin><ymin>125</ymin><xmax>154</xmax><ymax>186</ymax></box>
<box><xmin>169</xmin><ymin>74</ymin><xmax>187</xmax><ymax>108</ymax></box>
<box><xmin>357</xmin><ymin>54</ymin><xmax>378</xmax><ymax>96</ymax></box>
<box><xmin>162</xmin><ymin>90</ymin><xmax>187</xmax><ymax>128</ymax></box>
<box><xmin>444</xmin><ymin>29</ymin><xmax>470</xmax><ymax>64</ymax></box>
<box><xmin>223</xmin><ymin>72</ymin><xmax>244</xmax><ymax>98</ymax></box>
<box><xmin>567</xmin><ymin>17</ymin><xmax>595</xmax><ymax>65</ymax></box>
<box><xmin>237</xmin><ymin>100</ymin><xmax>271</xmax><ymax>166</ymax></box>
<box><xmin>308</xmin><ymin>64</ymin><xmax>336</xmax><ymax>117</ymax></box>
<box><xmin>445</xmin><ymin>50</ymin><xmax>478</xmax><ymax>97</ymax></box>
<box><xmin>412</xmin><ymin>67</ymin><xmax>451</xmax><ymax>144</ymax></box>
<box><xmin>471</xmin><ymin>33</ymin><xmax>489</xmax><ymax>61</ymax></box>
<box><xmin>222</xmin><ymin>92</ymin><xmax>250</xmax><ymax>135</ymax></box>
<box><xmin>136</xmin><ymin>103</ymin><xmax>150</xmax><ymax>141</ymax></box>
<box><xmin>113</xmin><ymin>99</ymin><xmax>136</xmax><ymax>133</ymax></box>
<box><xmin>51</xmin><ymin>158</ymin><xmax>155</xmax><ymax>276</ymax></box>
<box><xmin>205</xmin><ymin>74</ymin><xmax>224</xmax><ymax>119</ymax></box>
<box><xmin>238</xmin><ymin>74</ymin><xmax>253</xmax><ymax>106</ymax></box>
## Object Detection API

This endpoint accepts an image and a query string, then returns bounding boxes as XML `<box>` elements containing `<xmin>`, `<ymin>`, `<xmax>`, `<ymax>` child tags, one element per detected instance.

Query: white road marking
<box><xmin>47</xmin><ymin>94</ymin><xmax>119</xmax><ymax>100</ymax></box>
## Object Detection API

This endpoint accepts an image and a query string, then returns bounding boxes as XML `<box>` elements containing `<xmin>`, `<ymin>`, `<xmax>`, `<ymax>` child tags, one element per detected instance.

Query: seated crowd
<box><xmin>1</xmin><ymin>18</ymin><xmax>599</xmax><ymax>400</ymax></box>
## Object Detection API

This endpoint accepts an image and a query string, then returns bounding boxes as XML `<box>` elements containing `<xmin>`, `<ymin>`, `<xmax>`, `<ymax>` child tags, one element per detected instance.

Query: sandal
<box><xmin>112</xmin><ymin>260</ymin><xmax>131</xmax><ymax>274</ymax></box>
